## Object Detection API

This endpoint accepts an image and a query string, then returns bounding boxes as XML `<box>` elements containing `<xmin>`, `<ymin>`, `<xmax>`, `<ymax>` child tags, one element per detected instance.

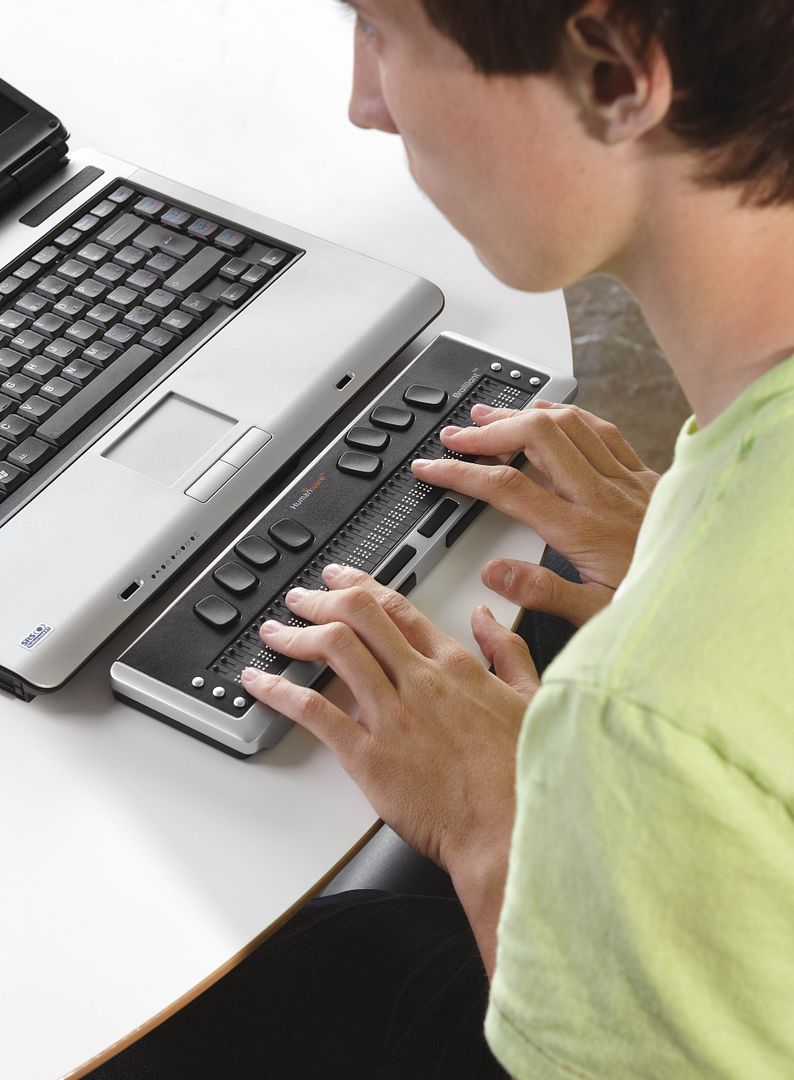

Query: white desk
<box><xmin>0</xmin><ymin>4</ymin><xmax>572</xmax><ymax>1078</ymax></box>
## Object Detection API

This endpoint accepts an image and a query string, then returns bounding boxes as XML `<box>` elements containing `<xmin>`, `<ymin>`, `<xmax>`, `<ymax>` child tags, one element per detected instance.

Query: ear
<box><xmin>561</xmin><ymin>0</ymin><xmax>673</xmax><ymax>144</ymax></box>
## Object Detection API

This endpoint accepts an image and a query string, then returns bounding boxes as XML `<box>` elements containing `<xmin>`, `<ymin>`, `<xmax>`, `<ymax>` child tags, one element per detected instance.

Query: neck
<box><xmin>610</xmin><ymin>169</ymin><xmax>794</xmax><ymax>428</ymax></box>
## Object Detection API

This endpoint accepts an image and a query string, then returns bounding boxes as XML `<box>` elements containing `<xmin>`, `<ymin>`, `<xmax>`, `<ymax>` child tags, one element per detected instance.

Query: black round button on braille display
<box><xmin>235</xmin><ymin>535</ymin><xmax>280</xmax><ymax>568</ymax></box>
<box><xmin>370</xmin><ymin>405</ymin><xmax>414</xmax><ymax>431</ymax></box>
<box><xmin>213</xmin><ymin>562</ymin><xmax>258</xmax><ymax>594</ymax></box>
<box><xmin>337</xmin><ymin>451</ymin><xmax>382</xmax><ymax>478</ymax></box>
<box><xmin>345</xmin><ymin>425</ymin><xmax>390</xmax><ymax>452</ymax></box>
<box><xmin>194</xmin><ymin>594</ymin><xmax>240</xmax><ymax>629</ymax></box>
<box><xmin>403</xmin><ymin>384</ymin><xmax>448</xmax><ymax>410</ymax></box>
<box><xmin>269</xmin><ymin>518</ymin><xmax>314</xmax><ymax>551</ymax></box>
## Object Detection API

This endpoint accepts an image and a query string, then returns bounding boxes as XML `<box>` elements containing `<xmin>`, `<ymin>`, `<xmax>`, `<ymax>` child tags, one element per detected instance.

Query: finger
<box><xmin>530</xmin><ymin>401</ymin><xmax>645</xmax><ymax>471</ymax></box>
<box><xmin>411</xmin><ymin>457</ymin><xmax>575</xmax><ymax>549</ymax></box>
<box><xmin>240</xmin><ymin>668</ymin><xmax>364</xmax><ymax>759</ymax></box>
<box><xmin>482</xmin><ymin>558</ymin><xmax>613</xmax><ymax>627</ymax></box>
<box><xmin>258</xmin><ymin>618</ymin><xmax>396</xmax><ymax>715</ymax></box>
<box><xmin>438</xmin><ymin>409</ymin><xmax>596</xmax><ymax>498</ymax></box>
<box><xmin>471</xmin><ymin>606</ymin><xmax>539</xmax><ymax>697</ymax></box>
<box><xmin>319</xmin><ymin>564</ymin><xmax>458</xmax><ymax>659</ymax></box>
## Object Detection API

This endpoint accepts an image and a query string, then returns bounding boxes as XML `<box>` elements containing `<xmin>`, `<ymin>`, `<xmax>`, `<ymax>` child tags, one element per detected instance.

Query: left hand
<box><xmin>240</xmin><ymin>564</ymin><xmax>537</xmax><ymax>877</ymax></box>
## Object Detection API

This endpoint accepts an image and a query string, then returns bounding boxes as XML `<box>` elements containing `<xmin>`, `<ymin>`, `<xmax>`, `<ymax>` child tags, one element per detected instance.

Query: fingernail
<box><xmin>487</xmin><ymin>560</ymin><xmax>514</xmax><ymax>592</ymax></box>
<box><xmin>322</xmin><ymin>563</ymin><xmax>344</xmax><ymax>581</ymax></box>
<box><xmin>412</xmin><ymin>458</ymin><xmax>432</xmax><ymax>472</ymax></box>
<box><xmin>242</xmin><ymin>667</ymin><xmax>276</xmax><ymax>687</ymax></box>
<box><xmin>471</xmin><ymin>403</ymin><xmax>496</xmax><ymax>418</ymax></box>
<box><xmin>440</xmin><ymin>425</ymin><xmax>462</xmax><ymax>439</ymax></box>
<box><xmin>285</xmin><ymin>587</ymin><xmax>310</xmax><ymax>605</ymax></box>
<box><xmin>475</xmin><ymin>603</ymin><xmax>494</xmax><ymax>621</ymax></box>
<box><xmin>260</xmin><ymin>620</ymin><xmax>284</xmax><ymax>636</ymax></box>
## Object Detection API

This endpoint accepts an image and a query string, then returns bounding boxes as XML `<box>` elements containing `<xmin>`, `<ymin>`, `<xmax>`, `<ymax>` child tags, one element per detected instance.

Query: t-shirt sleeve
<box><xmin>485</xmin><ymin>680</ymin><xmax>794</xmax><ymax>1080</ymax></box>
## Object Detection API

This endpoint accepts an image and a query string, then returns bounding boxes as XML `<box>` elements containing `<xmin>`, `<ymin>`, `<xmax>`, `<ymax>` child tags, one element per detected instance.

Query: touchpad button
<box><xmin>103</xmin><ymin>393</ymin><xmax>237</xmax><ymax>485</ymax></box>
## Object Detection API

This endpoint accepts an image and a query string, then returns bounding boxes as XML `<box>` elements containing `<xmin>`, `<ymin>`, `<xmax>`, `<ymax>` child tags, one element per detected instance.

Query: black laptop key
<box><xmin>65</xmin><ymin>320</ymin><xmax>101</xmax><ymax>347</ymax></box>
<box><xmin>218</xmin><ymin>283</ymin><xmax>249</xmax><ymax>307</ymax></box>
<box><xmin>0</xmin><ymin>394</ymin><xmax>16</xmax><ymax>420</ymax></box>
<box><xmin>215</xmin><ymin>228</ymin><xmax>249</xmax><ymax>253</ymax></box>
<box><xmin>8</xmin><ymin>436</ymin><xmax>55</xmax><ymax>472</ymax></box>
<box><xmin>403</xmin><ymin>384</ymin><xmax>448</xmax><ymax>410</ymax></box>
<box><xmin>134</xmin><ymin>224</ymin><xmax>198</xmax><ymax>261</ymax></box>
<box><xmin>82</xmin><ymin>341</ymin><xmax>118</xmax><ymax>368</ymax></box>
<box><xmin>85</xmin><ymin>304</ymin><xmax>121</xmax><ymax>330</ymax></box>
<box><xmin>58</xmin><ymin>259</ymin><xmax>92</xmax><ymax>283</ymax></box>
<box><xmin>41</xmin><ymin>375</ymin><xmax>81</xmax><ymax>402</ymax></box>
<box><xmin>22</xmin><ymin>357</ymin><xmax>59</xmax><ymax>383</ymax></box>
<box><xmin>259</xmin><ymin>247</ymin><xmax>289</xmax><ymax>269</ymax></box>
<box><xmin>73</xmin><ymin>213</ymin><xmax>99</xmax><ymax>233</ymax></box>
<box><xmin>59</xmin><ymin>361</ymin><xmax>98</xmax><ymax>389</ymax></box>
<box><xmin>125</xmin><ymin>269</ymin><xmax>158</xmax><ymax>293</ymax></box>
<box><xmin>187</xmin><ymin>218</ymin><xmax>219</xmax><ymax>240</ymax></box>
<box><xmin>235</xmin><ymin>535</ymin><xmax>280</xmax><ymax>568</ymax></box>
<box><xmin>37</xmin><ymin>345</ymin><xmax>157</xmax><ymax>448</ymax></box>
<box><xmin>32</xmin><ymin>245</ymin><xmax>60</xmax><ymax>267</ymax></box>
<box><xmin>73</xmin><ymin>279</ymin><xmax>108</xmax><ymax>304</ymax></box>
<box><xmin>219</xmin><ymin>257</ymin><xmax>248</xmax><ymax>281</ymax></box>
<box><xmin>195</xmin><ymin>595</ymin><xmax>240</xmax><ymax>629</ymax></box>
<box><xmin>104</xmin><ymin>324</ymin><xmax>139</xmax><ymax>349</ymax></box>
<box><xmin>115</xmin><ymin>245</ymin><xmax>146</xmax><ymax>270</ymax></box>
<box><xmin>181</xmin><ymin>292</ymin><xmax>215</xmax><ymax>318</ymax></box>
<box><xmin>269</xmin><ymin>519</ymin><xmax>313</xmax><ymax>551</ymax></box>
<box><xmin>92</xmin><ymin>199</ymin><xmax>116</xmax><ymax>219</ymax></box>
<box><xmin>44</xmin><ymin>338</ymin><xmax>81</xmax><ymax>363</ymax></box>
<box><xmin>98</xmin><ymin>213</ymin><xmax>146</xmax><ymax>251</ymax></box>
<box><xmin>139</xmin><ymin>327</ymin><xmax>177</xmax><ymax>354</ymax></box>
<box><xmin>213</xmin><ymin>563</ymin><xmax>258</xmax><ymax>595</ymax></box>
<box><xmin>143</xmin><ymin>289</ymin><xmax>179</xmax><ymax>315</ymax></box>
<box><xmin>161</xmin><ymin>309</ymin><xmax>199</xmax><ymax>336</ymax></box>
<box><xmin>0</xmin><ymin>276</ymin><xmax>24</xmax><ymax>300</ymax></box>
<box><xmin>10</xmin><ymin>331</ymin><xmax>45</xmax><ymax>356</ymax></box>
<box><xmin>77</xmin><ymin>243</ymin><xmax>111</xmax><ymax>267</ymax></box>
<box><xmin>54</xmin><ymin>228</ymin><xmax>82</xmax><ymax>249</ymax></box>
<box><xmin>95</xmin><ymin>262</ymin><xmax>127</xmax><ymax>287</ymax></box>
<box><xmin>0</xmin><ymin>349</ymin><xmax>26</xmax><ymax>376</ymax></box>
<box><xmin>15</xmin><ymin>293</ymin><xmax>49</xmax><ymax>318</ymax></box>
<box><xmin>53</xmin><ymin>296</ymin><xmax>87</xmax><ymax>321</ymax></box>
<box><xmin>124</xmin><ymin>306</ymin><xmax>158</xmax><ymax>333</ymax></box>
<box><xmin>36</xmin><ymin>276</ymin><xmax>70</xmax><ymax>301</ymax></box>
<box><xmin>15</xmin><ymin>261</ymin><xmax>41</xmax><ymax>282</ymax></box>
<box><xmin>134</xmin><ymin>196</ymin><xmax>165</xmax><ymax>219</ymax></box>
<box><xmin>0</xmin><ymin>462</ymin><xmax>25</xmax><ymax>495</ymax></box>
<box><xmin>240</xmin><ymin>264</ymin><xmax>270</xmax><ymax>287</ymax></box>
<box><xmin>18</xmin><ymin>394</ymin><xmax>59</xmax><ymax>422</ymax></box>
<box><xmin>0</xmin><ymin>414</ymin><xmax>35</xmax><ymax>443</ymax></box>
<box><xmin>370</xmin><ymin>405</ymin><xmax>414</xmax><ymax>431</ymax></box>
<box><xmin>161</xmin><ymin>207</ymin><xmax>191</xmax><ymax>229</ymax></box>
<box><xmin>108</xmin><ymin>185</ymin><xmax>135</xmax><ymax>204</ymax></box>
<box><xmin>0</xmin><ymin>310</ymin><xmax>30</xmax><ymax>335</ymax></box>
<box><xmin>106</xmin><ymin>286</ymin><xmax>140</xmax><ymax>311</ymax></box>
<box><xmin>31</xmin><ymin>312</ymin><xmax>66</xmax><ymax>339</ymax></box>
<box><xmin>163</xmin><ymin>246</ymin><xmax>225</xmax><ymax>296</ymax></box>
<box><xmin>1</xmin><ymin>374</ymin><xmax>36</xmax><ymax>401</ymax></box>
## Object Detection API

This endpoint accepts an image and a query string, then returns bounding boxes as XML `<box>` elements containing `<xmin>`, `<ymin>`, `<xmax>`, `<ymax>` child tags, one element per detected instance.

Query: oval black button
<box><xmin>235</xmin><ymin>535</ymin><xmax>280</xmax><ymax>568</ymax></box>
<box><xmin>370</xmin><ymin>405</ymin><xmax>414</xmax><ymax>431</ymax></box>
<box><xmin>269</xmin><ymin>518</ymin><xmax>313</xmax><ymax>551</ymax></box>
<box><xmin>194</xmin><ymin>594</ymin><xmax>240</xmax><ymax>629</ymax></box>
<box><xmin>403</xmin><ymin>384</ymin><xmax>447</xmax><ymax>410</ymax></box>
<box><xmin>337</xmin><ymin>451</ymin><xmax>382</xmax><ymax>478</ymax></box>
<box><xmin>345</xmin><ymin>425</ymin><xmax>390</xmax><ymax>452</ymax></box>
<box><xmin>213</xmin><ymin>562</ymin><xmax>258</xmax><ymax>594</ymax></box>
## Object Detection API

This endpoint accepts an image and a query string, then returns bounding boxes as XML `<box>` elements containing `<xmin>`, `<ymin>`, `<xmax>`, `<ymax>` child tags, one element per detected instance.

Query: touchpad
<box><xmin>104</xmin><ymin>393</ymin><xmax>237</xmax><ymax>485</ymax></box>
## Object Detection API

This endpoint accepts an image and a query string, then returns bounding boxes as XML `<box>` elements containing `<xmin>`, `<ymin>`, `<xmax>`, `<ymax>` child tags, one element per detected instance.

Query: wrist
<box><xmin>445</xmin><ymin>831</ymin><xmax>512</xmax><ymax>979</ymax></box>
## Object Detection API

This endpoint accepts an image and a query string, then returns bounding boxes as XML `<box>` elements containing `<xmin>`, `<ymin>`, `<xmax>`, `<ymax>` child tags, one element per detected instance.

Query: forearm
<box><xmin>448</xmin><ymin>845</ymin><xmax>510</xmax><ymax>980</ymax></box>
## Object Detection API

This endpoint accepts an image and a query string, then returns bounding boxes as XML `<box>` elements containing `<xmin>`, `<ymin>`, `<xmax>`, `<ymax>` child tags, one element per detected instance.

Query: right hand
<box><xmin>411</xmin><ymin>401</ymin><xmax>660</xmax><ymax>627</ymax></box>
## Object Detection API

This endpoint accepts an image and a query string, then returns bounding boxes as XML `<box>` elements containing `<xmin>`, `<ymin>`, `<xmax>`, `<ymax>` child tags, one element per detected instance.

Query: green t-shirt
<box><xmin>486</xmin><ymin>357</ymin><xmax>794</xmax><ymax>1079</ymax></box>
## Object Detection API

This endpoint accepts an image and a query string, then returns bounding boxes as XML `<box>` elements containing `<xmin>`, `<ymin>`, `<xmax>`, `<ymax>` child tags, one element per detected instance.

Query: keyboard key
<box><xmin>0</xmin><ymin>461</ymin><xmax>25</xmax><ymax>494</ymax></box>
<box><xmin>213</xmin><ymin>563</ymin><xmax>258</xmax><ymax>594</ymax></box>
<box><xmin>22</xmin><ymin>357</ymin><xmax>59</xmax><ymax>383</ymax></box>
<box><xmin>0</xmin><ymin>276</ymin><xmax>24</xmax><ymax>299</ymax></box>
<box><xmin>66</xmin><ymin>320</ymin><xmax>102</xmax><ymax>347</ymax></box>
<box><xmin>95</xmin><ymin>262</ymin><xmax>127</xmax><ymax>287</ymax></box>
<box><xmin>108</xmin><ymin>185</ymin><xmax>135</xmax><ymax>204</ymax></box>
<box><xmin>0</xmin><ymin>414</ymin><xmax>35</xmax><ymax>443</ymax></box>
<box><xmin>103</xmin><ymin>324</ymin><xmax>139</xmax><ymax>349</ymax></box>
<box><xmin>259</xmin><ymin>247</ymin><xmax>289</xmax><ymax>269</ymax></box>
<box><xmin>44</xmin><ymin>338</ymin><xmax>81</xmax><ymax>363</ymax></box>
<box><xmin>124</xmin><ymin>306</ymin><xmax>158</xmax><ymax>332</ymax></box>
<box><xmin>82</xmin><ymin>341</ymin><xmax>118</xmax><ymax>368</ymax></box>
<box><xmin>76</xmin><ymin>243</ymin><xmax>111</xmax><ymax>267</ymax></box>
<box><xmin>73</xmin><ymin>213</ymin><xmax>99</xmax><ymax>233</ymax></box>
<box><xmin>337</xmin><ymin>450</ymin><xmax>382</xmax><ymax>478</ymax></box>
<box><xmin>139</xmin><ymin>327</ymin><xmax>177</xmax><ymax>354</ymax></box>
<box><xmin>235</xmin><ymin>535</ymin><xmax>279</xmax><ymax>568</ymax></box>
<box><xmin>0</xmin><ymin>394</ymin><xmax>17</xmax><ymax>420</ymax></box>
<box><xmin>91</xmin><ymin>199</ymin><xmax>116</xmax><ymax>219</ymax></box>
<box><xmin>163</xmin><ymin>247</ymin><xmax>225</xmax><ymax>296</ymax></box>
<box><xmin>37</xmin><ymin>345</ymin><xmax>158</xmax><ymax>447</ymax></box>
<box><xmin>98</xmin><ymin>213</ymin><xmax>145</xmax><ymax>251</ymax></box>
<box><xmin>0</xmin><ymin>310</ymin><xmax>30</xmax><ymax>335</ymax></box>
<box><xmin>59</xmin><ymin>361</ymin><xmax>97</xmax><ymax>389</ymax></box>
<box><xmin>15</xmin><ymin>293</ymin><xmax>49</xmax><ymax>318</ymax></box>
<box><xmin>374</xmin><ymin>545</ymin><xmax>417</xmax><ymax>585</ymax></box>
<box><xmin>143</xmin><ymin>288</ymin><xmax>179</xmax><ymax>315</ymax></box>
<box><xmin>36</xmin><ymin>275</ymin><xmax>70</xmax><ymax>300</ymax></box>
<box><xmin>15</xmin><ymin>261</ymin><xmax>41</xmax><ymax>282</ymax></box>
<box><xmin>187</xmin><ymin>218</ymin><xmax>219</xmax><ymax>240</ymax></box>
<box><xmin>133</xmin><ymin>224</ymin><xmax>198</xmax><ymax>260</ymax></box>
<box><xmin>1</xmin><ymin>374</ymin><xmax>36</xmax><ymax>401</ymax></box>
<box><xmin>345</xmin><ymin>426</ymin><xmax>390</xmax><ymax>452</ymax></box>
<box><xmin>145</xmin><ymin>253</ymin><xmax>178</xmax><ymax>277</ymax></box>
<box><xmin>125</xmin><ymin>269</ymin><xmax>158</xmax><ymax>293</ymax></box>
<box><xmin>115</xmin><ymin>245</ymin><xmax>146</xmax><ymax>270</ymax></box>
<box><xmin>41</xmin><ymin>374</ymin><xmax>82</xmax><ymax>401</ymax></box>
<box><xmin>215</xmin><ymin>228</ymin><xmax>249</xmax><ymax>253</ymax></box>
<box><xmin>194</xmin><ymin>595</ymin><xmax>240</xmax><ymax>629</ymax></box>
<box><xmin>161</xmin><ymin>207</ymin><xmax>191</xmax><ymax>229</ymax></box>
<box><xmin>240</xmin><ymin>264</ymin><xmax>270</xmax><ymax>287</ymax></box>
<box><xmin>269</xmin><ymin>519</ymin><xmax>313</xmax><ymax>551</ymax></box>
<box><xmin>32</xmin><ymin>245</ymin><xmax>60</xmax><ymax>267</ymax></box>
<box><xmin>0</xmin><ymin>349</ymin><xmax>25</xmax><ymax>376</ymax></box>
<box><xmin>54</xmin><ymin>227</ymin><xmax>83</xmax><ymax>249</ymax></box>
<box><xmin>218</xmin><ymin>283</ymin><xmax>249</xmax><ymax>307</ymax></box>
<box><xmin>31</xmin><ymin>312</ymin><xmax>67</xmax><ymax>339</ymax></box>
<box><xmin>53</xmin><ymin>296</ymin><xmax>88</xmax><ymax>321</ymax></box>
<box><xmin>134</xmin><ymin>196</ymin><xmax>165</xmax><ymax>219</ymax></box>
<box><xmin>370</xmin><ymin>405</ymin><xmax>414</xmax><ymax>431</ymax></box>
<box><xmin>403</xmin><ymin>385</ymin><xmax>448</xmax><ymax>410</ymax></box>
<box><xmin>58</xmin><ymin>259</ymin><xmax>93</xmax><ymax>283</ymax></box>
<box><xmin>10</xmin><ymin>330</ymin><xmax>45</xmax><ymax>356</ymax></box>
<box><xmin>219</xmin><ymin>257</ymin><xmax>248</xmax><ymax>281</ymax></box>
<box><xmin>73</xmin><ymin>278</ymin><xmax>108</xmax><ymax>304</ymax></box>
<box><xmin>106</xmin><ymin>286</ymin><xmax>140</xmax><ymax>311</ymax></box>
<box><xmin>86</xmin><ymin>303</ymin><xmax>121</xmax><ymax>330</ymax></box>
<box><xmin>418</xmin><ymin>498</ymin><xmax>460</xmax><ymax>538</ymax></box>
<box><xmin>18</xmin><ymin>394</ymin><xmax>59</xmax><ymax>423</ymax></box>
<box><xmin>161</xmin><ymin>309</ymin><xmax>199</xmax><ymax>336</ymax></box>
<box><xmin>8</xmin><ymin>436</ymin><xmax>56</xmax><ymax>471</ymax></box>
<box><xmin>181</xmin><ymin>293</ymin><xmax>216</xmax><ymax>318</ymax></box>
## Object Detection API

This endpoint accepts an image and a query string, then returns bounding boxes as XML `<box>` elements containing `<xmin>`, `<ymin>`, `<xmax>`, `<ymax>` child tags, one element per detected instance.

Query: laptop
<box><xmin>0</xmin><ymin>78</ymin><xmax>444</xmax><ymax>701</ymax></box>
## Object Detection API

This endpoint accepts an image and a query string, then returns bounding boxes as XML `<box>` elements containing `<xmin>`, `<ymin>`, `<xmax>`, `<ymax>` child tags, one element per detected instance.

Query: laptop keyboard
<box><xmin>0</xmin><ymin>182</ymin><xmax>300</xmax><ymax>517</ymax></box>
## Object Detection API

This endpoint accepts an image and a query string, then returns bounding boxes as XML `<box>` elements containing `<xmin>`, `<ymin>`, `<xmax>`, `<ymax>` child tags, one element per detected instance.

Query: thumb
<box><xmin>471</xmin><ymin>605</ymin><xmax>539</xmax><ymax>698</ymax></box>
<box><xmin>482</xmin><ymin>559</ymin><xmax>612</xmax><ymax>628</ymax></box>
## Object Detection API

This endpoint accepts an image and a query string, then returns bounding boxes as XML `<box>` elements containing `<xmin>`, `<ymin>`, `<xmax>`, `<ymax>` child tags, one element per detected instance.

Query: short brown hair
<box><xmin>421</xmin><ymin>0</ymin><xmax>794</xmax><ymax>205</ymax></box>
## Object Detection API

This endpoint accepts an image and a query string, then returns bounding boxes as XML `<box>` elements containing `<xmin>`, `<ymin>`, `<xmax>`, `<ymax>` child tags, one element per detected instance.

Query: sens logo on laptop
<box><xmin>19</xmin><ymin>624</ymin><xmax>53</xmax><ymax>651</ymax></box>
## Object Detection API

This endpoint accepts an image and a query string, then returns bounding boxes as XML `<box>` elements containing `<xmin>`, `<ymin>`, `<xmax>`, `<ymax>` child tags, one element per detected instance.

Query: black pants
<box><xmin>90</xmin><ymin>552</ymin><xmax>579</xmax><ymax>1080</ymax></box>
